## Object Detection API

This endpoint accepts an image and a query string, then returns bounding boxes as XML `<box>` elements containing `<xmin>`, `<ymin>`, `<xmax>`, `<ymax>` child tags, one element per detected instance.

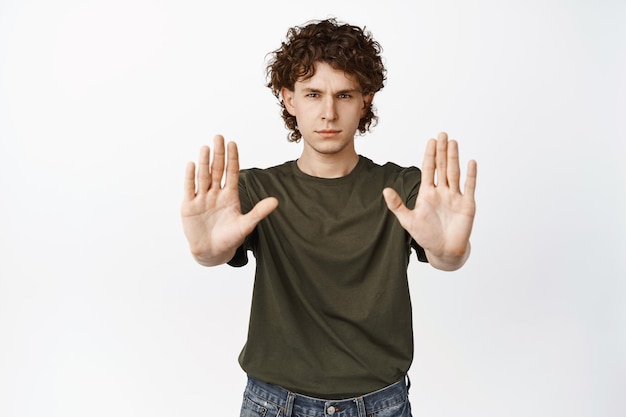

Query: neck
<box><xmin>297</xmin><ymin>152</ymin><xmax>360</xmax><ymax>178</ymax></box>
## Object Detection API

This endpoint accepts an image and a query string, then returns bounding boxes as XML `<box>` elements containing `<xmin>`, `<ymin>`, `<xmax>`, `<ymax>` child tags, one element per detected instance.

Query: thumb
<box><xmin>383</xmin><ymin>187</ymin><xmax>414</xmax><ymax>232</ymax></box>
<box><xmin>383</xmin><ymin>188</ymin><xmax>407</xmax><ymax>211</ymax></box>
<box><xmin>383</xmin><ymin>187</ymin><xmax>410</xmax><ymax>217</ymax></box>
<box><xmin>241</xmin><ymin>197</ymin><xmax>279</xmax><ymax>231</ymax></box>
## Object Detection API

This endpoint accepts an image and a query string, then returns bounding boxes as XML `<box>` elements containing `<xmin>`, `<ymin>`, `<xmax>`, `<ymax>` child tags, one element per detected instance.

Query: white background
<box><xmin>1</xmin><ymin>0</ymin><xmax>625</xmax><ymax>416</ymax></box>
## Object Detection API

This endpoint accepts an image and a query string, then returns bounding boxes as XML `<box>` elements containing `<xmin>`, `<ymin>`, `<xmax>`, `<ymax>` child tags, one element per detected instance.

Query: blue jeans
<box><xmin>240</xmin><ymin>376</ymin><xmax>412</xmax><ymax>417</ymax></box>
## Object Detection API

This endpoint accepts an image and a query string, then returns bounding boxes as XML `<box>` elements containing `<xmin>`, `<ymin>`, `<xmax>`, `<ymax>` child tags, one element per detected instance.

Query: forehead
<box><xmin>295</xmin><ymin>62</ymin><xmax>360</xmax><ymax>90</ymax></box>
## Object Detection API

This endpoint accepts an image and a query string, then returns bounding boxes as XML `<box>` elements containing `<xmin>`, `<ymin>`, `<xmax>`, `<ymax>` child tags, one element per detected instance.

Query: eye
<box><xmin>338</xmin><ymin>93</ymin><xmax>352</xmax><ymax>99</ymax></box>
<box><xmin>306</xmin><ymin>93</ymin><xmax>319</xmax><ymax>98</ymax></box>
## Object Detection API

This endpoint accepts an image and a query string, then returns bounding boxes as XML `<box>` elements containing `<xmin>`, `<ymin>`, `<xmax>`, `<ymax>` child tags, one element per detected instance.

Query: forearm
<box><xmin>425</xmin><ymin>241</ymin><xmax>471</xmax><ymax>272</ymax></box>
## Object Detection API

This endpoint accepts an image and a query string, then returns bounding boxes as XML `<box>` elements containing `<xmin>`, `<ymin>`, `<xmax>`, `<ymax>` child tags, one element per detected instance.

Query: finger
<box><xmin>435</xmin><ymin>132</ymin><xmax>448</xmax><ymax>187</ymax></box>
<box><xmin>196</xmin><ymin>145</ymin><xmax>211</xmax><ymax>194</ymax></box>
<box><xmin>183</xmin><ymin>161</ymin><xmax>197</xmax><ymax>201</ymax></box>
<box><xmin>463</xmin><ymin>159</ymin><xmax>478</xmax><ymax>200</ymax></box>
<box><xmin>241</xmin><ymin>197</ymin><xmax>279</xmax><ymax>233</ymax></box>
<box><xmin>224</xmin><ymin>141</ymin><xmax>240</xmax><ymax>191</ymax></box>
<box><xmin>382</xmin><ymin>188</ymin><xmax>412</xmax><ymax>228</ymax></box>
<box><xmin>210</xmin><ymin>135</ymin><xmax>226</xmax><ymax>191</ymax></box>
<box><xmin>447</xmin><ymin>139</ymin><xmax>461</xmax><ymax>193</ymax></box>
<box><xmin>421</xmin><ymin>138</ymin><xmax>437</xmax><ymax>187</ymax></box>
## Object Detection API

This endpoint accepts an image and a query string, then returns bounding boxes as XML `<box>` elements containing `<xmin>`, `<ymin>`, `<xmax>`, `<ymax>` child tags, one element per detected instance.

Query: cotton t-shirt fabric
<box><xmin>228</xmin><ymin>156</ymin><xmax>427</xmax><ymax>399</ymax></box>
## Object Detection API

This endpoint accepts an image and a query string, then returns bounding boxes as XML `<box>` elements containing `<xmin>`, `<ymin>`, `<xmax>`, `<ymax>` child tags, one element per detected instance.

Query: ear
<box><xmin>361</xmin><ymin>93</ymin><xmax>374</xmax><ymax>117</ymax></box>
<box><xmin>281</xmin><ymin>87</ymin><xmax>296</xmax><ymax>116</ymax></box>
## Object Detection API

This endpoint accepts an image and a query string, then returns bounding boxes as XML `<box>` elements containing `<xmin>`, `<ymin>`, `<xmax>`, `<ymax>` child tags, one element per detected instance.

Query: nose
<box><xmin>321</xmin><ymin>97</ymin><xmax>337</xmax><ymax>121</ymax></box>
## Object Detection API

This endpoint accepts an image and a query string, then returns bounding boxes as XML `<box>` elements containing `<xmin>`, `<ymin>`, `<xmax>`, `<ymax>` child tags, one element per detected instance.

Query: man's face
<box><xmin>282</xmin><ymin>62</ymin><xmax>373</xmax><ymax>158</ymax></box>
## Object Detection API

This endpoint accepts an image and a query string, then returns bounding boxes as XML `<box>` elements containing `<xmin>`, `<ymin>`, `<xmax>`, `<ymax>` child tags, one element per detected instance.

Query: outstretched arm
<box><xmin>383</xmin><ymin>132</ymin><xmax>477</xmax><ymax>271</ymax></box>
<box><xmin>181</xmin><ymin>135</ymin><xmax>278</xmax><ymax>266</ymax></box>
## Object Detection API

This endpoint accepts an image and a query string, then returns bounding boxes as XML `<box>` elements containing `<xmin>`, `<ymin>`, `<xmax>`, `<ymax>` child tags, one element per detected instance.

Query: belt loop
<box><xmin>405</xmin><ymin>374</ymin><xmax>411</xmax><ymax>393</ymax></box>
<box><xmin>283</xmin><ymin>391</ymin><xmax>296</xmax><ymax>417</ymax></box>
<box><xmin>354</xmin><ymin>397</ymin><xmax>367</xmax><ymax>417</ymax></box>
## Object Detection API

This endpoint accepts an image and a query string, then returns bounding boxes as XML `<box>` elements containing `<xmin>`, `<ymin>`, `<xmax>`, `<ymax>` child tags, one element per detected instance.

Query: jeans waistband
<box><xmin>243</xmin><ymin>376</ymin><xmax>410</xmax><ymax>417</ymax></box>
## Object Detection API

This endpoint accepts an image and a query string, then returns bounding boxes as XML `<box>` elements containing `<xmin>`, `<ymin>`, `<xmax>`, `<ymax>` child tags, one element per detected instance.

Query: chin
<box><xmin>316</xmin><ymin>143</ymin><xmax>353</xmax><ymax>156</ymax></box>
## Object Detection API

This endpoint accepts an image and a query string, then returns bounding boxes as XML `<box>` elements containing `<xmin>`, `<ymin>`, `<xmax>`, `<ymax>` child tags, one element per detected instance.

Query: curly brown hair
<box><xmin>266</xmin><ymin>18</ymin><xmax>387</xmax><ymax>142</ymax></box>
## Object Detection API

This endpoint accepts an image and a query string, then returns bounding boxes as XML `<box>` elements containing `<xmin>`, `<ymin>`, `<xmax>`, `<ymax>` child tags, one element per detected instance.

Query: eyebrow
<box><xmin>301</xmin><ymin>87</ymin><xmax>361</xmax><ymax>95</ymax></box>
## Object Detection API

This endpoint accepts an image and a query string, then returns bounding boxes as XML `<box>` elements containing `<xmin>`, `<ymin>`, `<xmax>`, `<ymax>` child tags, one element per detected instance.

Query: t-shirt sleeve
<box><xmin>404</xmin><ymin>166</ymin><xmax>429</xmax><ymax>263</ymax></box>
<box><xmin>411</xmin><ymin>239</ymin><xmax>428</xmax><ymax>263</ymax></box>
<box><xmin>228</xmin><ymin>244</ymin><xmax>249</xmax><ymax>267</ymax></box>
<box><xmin>227</xmin><ymin>170</ymin><xmax>254</xmax><ymax>268</ymax></box>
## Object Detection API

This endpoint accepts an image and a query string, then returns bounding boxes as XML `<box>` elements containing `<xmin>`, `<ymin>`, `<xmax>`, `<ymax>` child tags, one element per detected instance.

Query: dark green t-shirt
<box><xmin>229</xmin><ymin>156</ymin><xmax>427</xmax><ymax>399</ymax></box>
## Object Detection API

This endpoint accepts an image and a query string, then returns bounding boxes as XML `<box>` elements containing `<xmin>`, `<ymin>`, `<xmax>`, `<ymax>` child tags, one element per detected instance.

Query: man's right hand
<box><xmin>181</xmin><ymin>135</ymin><xmax>279</xmax><ymax>266</ymax></box>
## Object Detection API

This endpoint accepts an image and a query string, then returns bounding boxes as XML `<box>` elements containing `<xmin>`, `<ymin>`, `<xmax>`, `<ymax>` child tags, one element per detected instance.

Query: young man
<box><xmin>181</xmin><ymin>18</ymin><xmax>477</xmax><ymax>417</ymax></box>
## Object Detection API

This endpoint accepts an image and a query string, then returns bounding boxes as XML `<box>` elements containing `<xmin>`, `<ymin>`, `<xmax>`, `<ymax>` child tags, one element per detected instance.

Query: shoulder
<box><xmin>239</xmin><ymin>161</ymin><xmax>295</xmax><ymax>182</ymax></box>
<box><xmin>236</xmin><ymin>161</ymin><xmax>295</xmax><ymax>210</ymax></box>
<box><xmin>360</xmin><ymin>156</ymin><xmax>421</xmax><ymax>183</ymax></box>
<box><xmin>357</xmin><ymin>157</ymin><xmax>421</xmax><ymax>204</ymax></box>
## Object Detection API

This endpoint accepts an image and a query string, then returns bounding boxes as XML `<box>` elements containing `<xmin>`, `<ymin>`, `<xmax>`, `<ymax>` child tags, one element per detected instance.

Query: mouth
<box><xmin>316</xmin><ymin>129</ymin><xmax>341</xmax><ymax>138</ymax></box>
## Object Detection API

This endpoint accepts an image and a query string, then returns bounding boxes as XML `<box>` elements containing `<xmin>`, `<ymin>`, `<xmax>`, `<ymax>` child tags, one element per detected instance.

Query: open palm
<box><xmin>181</xmin><ymin>135</ymin><xmax>278</xmax><ymax>266</ymax></box>
<box><xmin>383</xmin><ymin>132</ymin><xmax>477</xmax><ymax>271</ymax></box>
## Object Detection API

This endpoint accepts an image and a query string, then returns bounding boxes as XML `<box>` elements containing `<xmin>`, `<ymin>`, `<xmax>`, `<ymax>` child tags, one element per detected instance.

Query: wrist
<box><xmin>425</xmin><ymin>241</ymin><xmax>471</xmax><ymax>271</ymax></box>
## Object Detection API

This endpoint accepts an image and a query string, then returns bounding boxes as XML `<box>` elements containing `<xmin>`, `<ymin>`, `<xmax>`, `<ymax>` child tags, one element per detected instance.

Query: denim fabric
<box><xmin>240</xmin><ymin>376</ymin><xmax>412</xmax><ymax>417</ymax></box>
